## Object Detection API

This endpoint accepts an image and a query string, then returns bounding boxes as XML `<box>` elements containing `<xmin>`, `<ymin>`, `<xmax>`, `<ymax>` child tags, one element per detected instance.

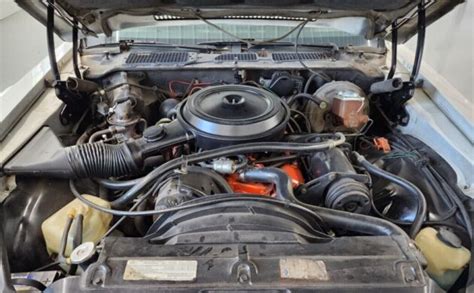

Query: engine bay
<box><xmin>1</xmin><ymin>43</ymin><xmax>472</xmax><ymax>292</ymax></box>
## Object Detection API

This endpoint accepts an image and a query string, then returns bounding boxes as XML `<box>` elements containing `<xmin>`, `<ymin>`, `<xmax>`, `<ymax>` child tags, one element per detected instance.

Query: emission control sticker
<box><xmin>280</xmin><ymin>258</ymin><xmax>329</xmax><ymax>280</ymax></box>
<box><xmin>123</xmin><ymin>260</ymin><xmax>198</xmax><ymax>281</ymax></box>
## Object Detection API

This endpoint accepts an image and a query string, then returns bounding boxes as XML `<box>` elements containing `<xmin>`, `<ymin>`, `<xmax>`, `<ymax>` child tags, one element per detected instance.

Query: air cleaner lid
<box><xmin>180</xmin><ymin>85</ymin><xmax>287</xmax><ymax>137</ymax></box>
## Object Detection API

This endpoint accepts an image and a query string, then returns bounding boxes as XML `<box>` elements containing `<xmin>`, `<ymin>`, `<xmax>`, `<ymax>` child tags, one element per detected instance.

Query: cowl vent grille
<box><xmin>272</xmin><ymin>52</ymin><xmax>333</xmax><ymax>62</ymax></box>
<box><xmin>215</xmin><ymin>53</ymin><xmax>258</xmax><ymax>62</ymax></box>
<box><xmin>125</xmin><ymin>52</ymin><xmax>189</xmax><ymax>64</ymax></box>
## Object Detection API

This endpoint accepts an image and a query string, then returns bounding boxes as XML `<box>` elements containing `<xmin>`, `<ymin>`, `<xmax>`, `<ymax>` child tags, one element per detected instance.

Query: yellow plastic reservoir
<box><xmin>41</xmin><ymin>195</ymin><xmax>112</xmax><ymax>256</ymax></box>
<box><xmin>415</xmin><ymin>227</ymin><xmax>471</xmax><ymax>290</ymax></box>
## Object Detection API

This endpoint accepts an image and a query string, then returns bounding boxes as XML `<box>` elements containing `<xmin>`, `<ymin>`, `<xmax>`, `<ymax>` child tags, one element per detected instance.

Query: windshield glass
<box><xmin>98</xmin><ymin>19</ymin><xmax>374</xmax><ymax>47</ymax></box>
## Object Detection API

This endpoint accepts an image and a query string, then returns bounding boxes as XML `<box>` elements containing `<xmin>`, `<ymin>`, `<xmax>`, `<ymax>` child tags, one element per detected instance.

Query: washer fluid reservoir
<box><xmin>415</xmin><ymin>227</ymin><xmax>471</xmax><ymax>290</ymax></box>
<box><xmin>41</xmin><ymin>195</ymin><xmax>112</xmax><ymax>256</ymax></box>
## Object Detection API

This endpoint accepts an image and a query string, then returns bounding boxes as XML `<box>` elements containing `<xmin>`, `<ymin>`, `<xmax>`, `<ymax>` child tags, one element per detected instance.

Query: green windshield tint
<box><xmin>111</xmin><ymin>23</ymin><xmax>367</xmax><ymax>47</ymax></box>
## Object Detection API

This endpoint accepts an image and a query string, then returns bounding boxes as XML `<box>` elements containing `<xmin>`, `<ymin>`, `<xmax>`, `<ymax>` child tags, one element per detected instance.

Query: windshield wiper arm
<box><xmin>198</xmin><ymin>40</ymin><xmax>339</xmax><ymax>52</ymax></box>
<box><xmin>198</xmin><ymin>40</ymin><xmax>251</xmax><ymax>46</ymax></box>
<box><xmin>86</xmin><ymin>41</ymin><xmax>218</xmax><ymax>52</ymax></box>
<box><xmin>127</xmin><ymin>41</ymin><xmax>218</xmax><ymax>51</ymax></box>
<box><xmin>249</xmin><ymin>41</ymin><xmax>339</xmax><ymax>51</ymax></box>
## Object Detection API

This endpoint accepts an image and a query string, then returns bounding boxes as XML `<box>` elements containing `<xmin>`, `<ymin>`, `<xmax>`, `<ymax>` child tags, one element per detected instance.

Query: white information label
<box><xmin>123</xmin><ymin>259</ymin><xmax>198</xmax><ymax>281</ymax></box>
<box><xmin>280</xmin><ymin>258</ymin><xmax>329</xmax><ymax>281</ymax></box>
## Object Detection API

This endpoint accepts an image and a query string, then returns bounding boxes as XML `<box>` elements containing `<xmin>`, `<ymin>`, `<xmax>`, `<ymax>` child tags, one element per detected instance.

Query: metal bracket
<box><xmin>48</xmin><ymin>1</ymin><xmax>88</xmax><ymax>125</ymax></box>
<box><xmin>376</xmin><ymin>1</ymin><xmax>426</xmax><ymax>126</ymax></box>
<box><xmin>53</xmin><ymin>81</ymin><xmax>88</xmax><ymax>125</ymax></box>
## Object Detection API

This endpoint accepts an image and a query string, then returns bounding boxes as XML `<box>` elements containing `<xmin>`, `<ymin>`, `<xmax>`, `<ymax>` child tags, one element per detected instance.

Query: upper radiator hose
<box><xmin>240</xmin><ymin>167</ymin><xmax>294</xmax><ymax>202</ymax></box>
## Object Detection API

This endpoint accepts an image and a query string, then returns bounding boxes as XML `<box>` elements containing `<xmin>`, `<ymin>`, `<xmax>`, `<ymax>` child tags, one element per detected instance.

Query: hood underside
<box><xmin>16</xmin><ymin>0</ymin><xmax>464</xmax><ymax>43</ymax></box>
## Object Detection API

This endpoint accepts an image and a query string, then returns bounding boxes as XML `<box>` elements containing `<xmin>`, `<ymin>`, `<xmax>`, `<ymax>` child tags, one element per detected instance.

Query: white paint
<box><xmin>405</xmin><ymin>1</ymin><xmax>473</xmax><ymax>102</ymax></box>
<box><xmin>0</xmin><ymin>0</ymin><xmax>19</xmax><ymax>20</ymax></box>
<box><xmin>397</xmin><ymin>45</ymin><xmax>473</xmax><ymax>143</ymax></box>
<box><xmin>0</xmin><ymin>42</ymin><xmax>72</xmax><ymax>140</ymax></box>
<box><xmin>0</xmin><ymin>9</ymin><xmax>64</xmax><ymax>92</ymax></box>
<box><xmin>394</xmin><ymin>1</ymin><xmax>473</xmax><ymax>196</ymax></box>
<box><xmin>400</xmin><ymin>89</ymin><xmax>474</xmax><ymax>196</ymax></box>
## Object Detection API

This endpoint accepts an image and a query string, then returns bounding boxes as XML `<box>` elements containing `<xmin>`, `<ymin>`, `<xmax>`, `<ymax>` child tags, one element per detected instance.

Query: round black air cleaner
<box><xmin>177</xmin><ymin>85</ymin><xmax>289</xmax><ymax>149</ymax></box>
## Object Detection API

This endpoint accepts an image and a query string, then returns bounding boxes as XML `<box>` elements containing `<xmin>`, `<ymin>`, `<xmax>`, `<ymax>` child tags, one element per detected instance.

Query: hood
<box><xmin>16</xmin><ymin>0</ymin><xmax>464</xmax><ymax>43</ymax></box>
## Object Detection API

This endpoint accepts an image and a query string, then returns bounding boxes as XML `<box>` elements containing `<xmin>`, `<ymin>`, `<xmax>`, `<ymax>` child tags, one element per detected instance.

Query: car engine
<box><xmin>1</xmin><ymin>47</ymin><xmax>471</xmax><ymax>292</ymax></box>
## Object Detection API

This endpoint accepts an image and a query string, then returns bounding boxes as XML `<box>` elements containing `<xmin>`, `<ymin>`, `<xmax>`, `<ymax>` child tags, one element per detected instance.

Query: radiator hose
<box><xmin>240</xmin><ymin>167</ymin><xmax>294</xmax><ymax>202</ymax></box>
